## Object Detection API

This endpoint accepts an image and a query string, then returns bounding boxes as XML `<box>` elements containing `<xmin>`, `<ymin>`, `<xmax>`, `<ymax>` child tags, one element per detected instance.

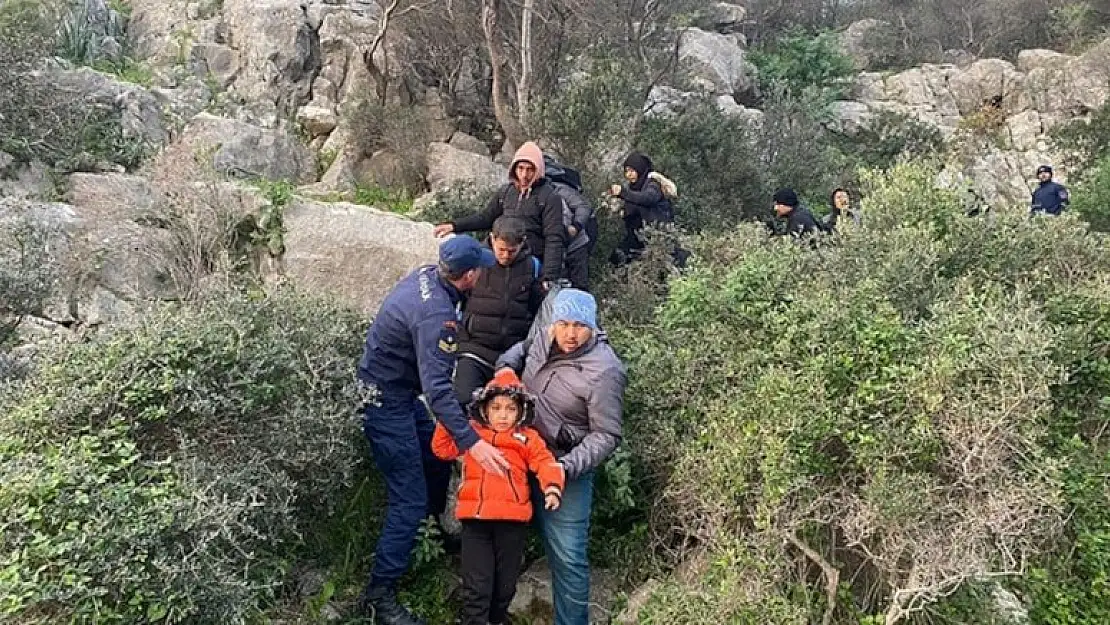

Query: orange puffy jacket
<box><xmin>432</xmin><ymin>420</ymin><xmax>564</xmax><ymax>522</ymax></box>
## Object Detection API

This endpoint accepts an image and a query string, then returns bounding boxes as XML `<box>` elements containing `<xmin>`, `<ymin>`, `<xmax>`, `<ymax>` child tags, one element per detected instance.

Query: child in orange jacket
<box><xmin>432</xmin><ymin>369</ymin><xmax>564</xmax><ymax>625</ymax></box>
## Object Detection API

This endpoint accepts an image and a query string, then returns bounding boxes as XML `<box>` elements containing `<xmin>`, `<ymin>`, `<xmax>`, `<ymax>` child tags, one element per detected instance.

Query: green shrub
<box><xmin>841</xmin><ymin>110</ymin><xmax>945</xmax><ymax>171</ymax></box>
<box><xmin>1051</xmin><ymin>100</ymin><xmax>1110</xmax><ymax>175</ymax></box>
<box><xmin>354</xmin><ymin>184</ymin><xmax>414</xmax><ymax>214</ymax></box>
<box><xmin>1067</xmin><ymin>156</ymin><xmax>1110</xmax><ymax>233</ymax></box>
<box><xmin>612</xmin><ymin>160</ymin><xmax>1110</xmax><ymax>623</ymax></box>
<box><xmin>0</xmin><ymin>214</ymin><xmax>59</xmax><ymax>350</ymax></box>
<box><xmin>749</xmin><ymin>29</ymin><xmax>857</xmax><ymax>102</ymax></box>
<box><xmin>635</xmin><ymin>89</ymin><xmax>850</xmax><ymax>230</ymax></box>
<box><xmin>0</xmin><ymin>288</ymin><xmax>369</xmax><ymax>623</ymax></box>
<box><xmin>414</xmin><ymin>183</ymin><xmax>492</xmax><ymax>231</ymax></box>
<box><xmin>530</xmin><ymin>50</ymin><xmax>646</xmax><ymax>190</ymax></box>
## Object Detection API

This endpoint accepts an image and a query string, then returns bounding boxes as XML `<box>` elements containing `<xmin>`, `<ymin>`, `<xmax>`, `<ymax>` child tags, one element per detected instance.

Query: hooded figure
<box><xmin>431</xmin><ymin>368</ymin><xmax>564</xmax><ymax>625</ymax></box>
<box><xmin>443</xmin><ymin>141</ymin><xmax>567</xmax><ymax>283</ymax></box>
<box><xmin>611</xmin><ymin>152</ymin><xmax>677</xmax><ymax>264</ymax></box>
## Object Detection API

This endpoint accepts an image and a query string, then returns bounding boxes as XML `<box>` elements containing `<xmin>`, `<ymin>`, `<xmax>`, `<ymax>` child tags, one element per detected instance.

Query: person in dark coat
<box><xmin>434</xmin><ymin>141</ymin><xmax>566</xmax><ymax>286</ymax></box>
<box><xmin>454</xmin><ymin>216</ymin><xmax>545</xmax><ymax>406</ymax></box>
<box><xmin>608</xmin><ymin>152</ymin><xmax>675</xmax><ymax>265</ymax></box>
<box><xmin>1030</xmin><ymin>165</ymin><xmax>1069</xmax><ymax>215</ymax></box>
<box><xmin>355</xmin><ymin>236</ymin><xmax>511</xmax><ymax>625</ymax></box>
<box><xmin>770</xmin><ymin>188</ymin><xmax>822</xmax><ymax>239</ymax></box>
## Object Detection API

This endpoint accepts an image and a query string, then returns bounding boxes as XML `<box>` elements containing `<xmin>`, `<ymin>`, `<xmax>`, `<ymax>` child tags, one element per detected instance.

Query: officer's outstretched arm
<box><xmin>415</xmin><ymin>315</ymin><xmax>480</xmax><ymax>451</ymax></box>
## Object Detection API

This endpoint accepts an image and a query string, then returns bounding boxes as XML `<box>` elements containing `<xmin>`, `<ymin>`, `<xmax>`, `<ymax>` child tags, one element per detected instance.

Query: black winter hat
<box><xmin>622</xmin><ymin>152</ymin><xmax>653</xmax><ymax>180</ymax></box>
<box><xmin>1036</xmin><ymin>164</ymin><xmax>1053</xmax><ymax>175</ymax></box>
<box><xmin>773</xmin><ymin>188</ymin><xmax>800</xmax><ymax>208</ymax></box>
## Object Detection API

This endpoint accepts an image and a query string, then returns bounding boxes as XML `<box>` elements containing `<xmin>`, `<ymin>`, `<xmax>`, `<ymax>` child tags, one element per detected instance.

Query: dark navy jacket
<box><xmin>358</xmin><ymin>265</ymin><xmax>479</xmax><ymax>450</ymax></box>
<box><xmin>1031</xmin><ymin>181</ymin><xmax>1069</xmax><ymax>215</ymax></box>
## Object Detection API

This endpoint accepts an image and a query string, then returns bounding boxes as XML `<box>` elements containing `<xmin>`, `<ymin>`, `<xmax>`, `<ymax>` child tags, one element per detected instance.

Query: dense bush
<box><xmin>0</xmin><ymin>289</ymin><xmax>368</xmax><ymax>623</ymax></box>
<box><xmin>1067</xmin><ymin>156</ymin><xmax>1110</xmax><ymax>233</ymax></box>
<box><xmin>749</xmin><ymin>29</ymin><xmax>857</xmax><ymax>101</ymax></box>
<box><xmin>610</xmin><ymin>160</ymin><xmax>1110</xmax><ymax>624</ymax></box>
<box><xmin>636</xmin><ymin>90</ymin><xmax>855</xmax><ymax>230</ymax></box>
<box><xmin>0</xmin><ymin>0</ymin><xmax>147</xmax><ymax>170</ymax></box>
<box><xmin>0</xmin><ymin>213</ymin><xmax>59</xmax><ymax>350</ymax></box>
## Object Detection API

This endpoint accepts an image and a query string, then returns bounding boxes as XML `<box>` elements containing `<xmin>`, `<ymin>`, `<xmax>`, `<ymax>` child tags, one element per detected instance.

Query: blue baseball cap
<box><xmin>439</xmin><ymin>236</ymin><xmax>496</xmax><ymax>273</ymax></box>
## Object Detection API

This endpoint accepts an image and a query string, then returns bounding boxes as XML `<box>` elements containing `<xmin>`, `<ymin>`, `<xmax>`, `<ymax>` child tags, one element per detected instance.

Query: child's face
<box><xmin>486</xmin><ymin>394</ymin><xmax>521</xmax><ymax>432</ymax></box>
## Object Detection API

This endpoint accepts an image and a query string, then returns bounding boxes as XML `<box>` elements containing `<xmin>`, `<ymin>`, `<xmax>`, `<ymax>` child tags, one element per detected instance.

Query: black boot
<box><xmin>357</xmin><ymin>585</ymin><xmax>426</xmax><ymax>625</ymax></box>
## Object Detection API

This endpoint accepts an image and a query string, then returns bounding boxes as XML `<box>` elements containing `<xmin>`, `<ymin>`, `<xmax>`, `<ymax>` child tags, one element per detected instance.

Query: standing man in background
<box><xmin>1031</xmin><ymin>165</ymin><xmax>1069</xmax><ymax>215</ymax></box>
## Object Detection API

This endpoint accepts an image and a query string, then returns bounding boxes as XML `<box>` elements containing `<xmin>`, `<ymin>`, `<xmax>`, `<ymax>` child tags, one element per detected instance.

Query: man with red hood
<box><xmin>434</xmin><ymin>141</ymin><xmax>567</xmax><ymax>286</ymax></box>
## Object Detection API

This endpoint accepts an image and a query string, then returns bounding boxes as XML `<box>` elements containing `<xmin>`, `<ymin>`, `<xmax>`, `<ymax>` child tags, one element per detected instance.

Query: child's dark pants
<box><xmin>459</xmin><ymin>519</ymin><xmax>529</xmax><ymax>625</ymax></box>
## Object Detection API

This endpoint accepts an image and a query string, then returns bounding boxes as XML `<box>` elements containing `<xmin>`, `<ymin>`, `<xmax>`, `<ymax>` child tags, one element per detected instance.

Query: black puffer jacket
<box><xmin>457</xmin><ymin>248</ymin><xmax>544</xmax><ymax>364</ymax></box>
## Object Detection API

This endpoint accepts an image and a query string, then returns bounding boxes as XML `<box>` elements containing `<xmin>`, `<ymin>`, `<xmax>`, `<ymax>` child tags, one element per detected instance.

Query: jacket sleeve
<box><xmin>1058</xmin><ymin>184</ymin><xmax>1070</xmax><ymax>211</ymax></box>
<box><xmin>540</xmin><ymin>190</ymin><xmax>566</xmax><ymax>282</ymax></box>
<box><xmin>618</xmin><ymin>182</ymin><xmax>663</xmax><ymax>216</ymax></box>
<box><xmin>452</xmin><ymin>187</ymin><xmax>504</xmax><ymax>232</ymax></box>
<box><xmin>415</xmin><ymin>311</ymin><xmax>480</xmax><ymax>451</ymax></box>
<box><xmin>558</xmin><ymin>365</ymin><xmax>627</xmax><ymax>480</ymax></box>
<box><xmin>494</xmin><ymin>337</ymin><xmax>532</xmax><ymax>373</ymax></box>
<box><xmin>431</xmin><ymin>421</ymin><xmax>462</xmax><ymax>461</ymax></box>
<box><xmin>524</xmin><ymin>429</ymin><xmax>565</xmax><ymax>494</ymax></box>
<box><xmin>562</xmin><ymin>186</ymin><xmax>593</xmax><ymax>231</ymax></box>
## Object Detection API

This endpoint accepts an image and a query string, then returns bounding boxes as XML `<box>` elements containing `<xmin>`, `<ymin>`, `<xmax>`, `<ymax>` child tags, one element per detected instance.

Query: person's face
<box><xmin>514</xmin><ymin>161</ymin><xmax>537</xmax><ymax>186</ymax></box>
<box><xmin>774</xmin><ymin>202</ymin><xmax>792</xmax><ymax>217</ymax></box>
<box><xmin>624</xmin><ymin>167</ymin><xmax>639</xmax><ymax>184</ymax></box>
<box><xmin>485</xmin><ymin>394</ymin><xmax>521</xmax><ymax>432</ymax></box>
<box><xmin>552</xmin><ymin>320</ymin><xmax>593</xmax><ymax>353</ymax></box>
<box><xmin>834</xmin><ymin>191</ymin><xmax>850</xmax><ymax>209</ymax></box>
<box><xmin>1038</xmin><ymin>171</ymin><xmax>1052</xmax><ymax>183</ymax></box>
<box><xmin>457</xmin><ymin>268</ymin><xmax>482</xmax><ymax>291</ymax></box>
<box><xmin>491</xmin><ymin>237</ymin><xmax>522</xmax><ymax>266</ymax></box>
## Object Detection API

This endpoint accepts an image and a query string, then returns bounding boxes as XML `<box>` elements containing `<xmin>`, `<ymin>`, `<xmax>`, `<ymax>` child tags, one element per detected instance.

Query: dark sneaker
<box><xmin>357</xmin><ymin>586</ymin><xmax>427</xmax><ymax>625</ymax></box>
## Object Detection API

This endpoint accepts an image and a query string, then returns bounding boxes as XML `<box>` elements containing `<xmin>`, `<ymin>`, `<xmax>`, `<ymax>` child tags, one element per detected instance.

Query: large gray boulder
<box><xmin>841</xmin><ymin>19</ymin><xmax>898</xmax><ymax>71</ymax></box>
<box><xmin>222</xmin><ymin>0</ymin><xmax>322</xmax><ymax>120</ymax></box>
<box><xmin>426</xmin><ymin>142</ymin><xmax>505</xmax><ymax>194</ymax></box>
<box><xmin>677</xmin><ymin>27</ymin><xmax>758</xmax><ymax>96</ymax></box>
<box><xmin>50</xmin><ymin>68</ymin><xmax>168</xmax><ymax>149</ymax></box>
<box><xmin>178</xmin><ymin>113</ymin><xmax>318</xmax><ymax>183</ymax></box>
<box><xmin>278</xmin><ymin>199</ymin><xmax>441</xmax><ymax>314</ymax></box>
<box><xmin>706</xmin><ymin>3</ymin><xmax>746</xmax><ymax>34</ymax></box>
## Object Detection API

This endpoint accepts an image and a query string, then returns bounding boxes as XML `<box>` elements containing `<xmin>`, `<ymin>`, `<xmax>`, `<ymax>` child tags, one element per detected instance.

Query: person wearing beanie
<box><xmin>433</xmin><ymin>141</ymin><xmax>567</xmax><ymax>286</ymax></box>
<box><xmin>432</xmin><ymin>369</ymin><xmax>564</xmax><ymax>625</ymax></box>
<box><xmin>609</xmin><ymin>151</ymin><xmax>677</xmax><ymax>265</ymax></box>
<box><xmin>356</xmin><ymin>236</ymin><xmax>508</xmax><ymax>625</ymax></box>
<box><xmin>494</xmin><ymin>288</ymin><xmax>627</xmax><ymax>625</ymax></box>
<box><xmin>1031</xmin><ymin>164</ymin><xmax>1069</xmax><ymax>215</ymax></box>
<box><xmin>771</xmin><ymin>187</ymin><xmax>822</xmax><ymax>238</ymax></box>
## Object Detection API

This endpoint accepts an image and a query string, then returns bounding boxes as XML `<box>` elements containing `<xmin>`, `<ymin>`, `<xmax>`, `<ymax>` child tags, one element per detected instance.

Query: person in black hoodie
<box><xmin>609</xmin><ymin>152</ymin><xmax>675</xmax><ymax>265</ymax></box>
<box><xmin>454</xmin><ymin>216</ymin><xmax>545</xmax><ymax>405</ymax></box>
<box><xmin>770</xmin><ymin>188</ymin><xmax>822</xmax><ymax>239</ymax></box>
<box><xmin>434</xmin><ymin>141</ymin><xmax>566</xmax><ymax>286</ymax></box>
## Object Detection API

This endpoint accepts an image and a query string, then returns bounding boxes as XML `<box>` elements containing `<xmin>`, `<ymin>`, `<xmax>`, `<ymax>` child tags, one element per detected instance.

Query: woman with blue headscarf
<box><xmin>495</xmin><ymin>289</ymin><xmax>628</xmax><ymax>625</ymax></box>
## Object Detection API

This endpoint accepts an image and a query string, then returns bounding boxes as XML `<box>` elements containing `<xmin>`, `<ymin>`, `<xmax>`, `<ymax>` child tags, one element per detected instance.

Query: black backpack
<box><xmin>543</xmin><ymin>154</ymin><xmax>583</xmax><ymax>192</ymax></box>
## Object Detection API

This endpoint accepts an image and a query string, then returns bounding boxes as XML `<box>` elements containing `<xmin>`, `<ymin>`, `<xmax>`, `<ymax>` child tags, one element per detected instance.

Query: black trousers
<box><xmin>454</xmin><ymin>356</ymin><xmax>494</xmax><ymax>406</ymax></box>
<box><xmin>460</xmin><ymin>520</ymin><xmax>529</xmax><ymax>625</ymax></box>
<box><xmin>564</xmin><ymin>244</ymin><xmax>590</xmax><ymax>292</ymax></box>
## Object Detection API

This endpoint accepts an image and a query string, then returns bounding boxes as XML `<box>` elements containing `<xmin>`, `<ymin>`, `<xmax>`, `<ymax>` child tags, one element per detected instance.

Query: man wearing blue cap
<box><xmin>356</xmin><ymin>236</ymin><xmax>511</xmax><ymax>625</ymax></box>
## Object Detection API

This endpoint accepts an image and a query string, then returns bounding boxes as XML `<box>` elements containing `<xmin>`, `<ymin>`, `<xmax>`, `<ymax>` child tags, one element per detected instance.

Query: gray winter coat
<box><xmin>495</xmin><ymin>330</ymin><xmax>627</xmax><ymax>480</ymax></box>
<box><xmin>551</xmin><ymin>181</ymin><xmax>593</xmax><ymax>254</ymax></box>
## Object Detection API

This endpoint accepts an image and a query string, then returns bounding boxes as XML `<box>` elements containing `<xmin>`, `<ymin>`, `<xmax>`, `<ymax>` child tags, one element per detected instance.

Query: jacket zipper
<box><xmin>475</xmin><ymin>433</ymin><xmax>490</xmax><ymax>518</ymax></box>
